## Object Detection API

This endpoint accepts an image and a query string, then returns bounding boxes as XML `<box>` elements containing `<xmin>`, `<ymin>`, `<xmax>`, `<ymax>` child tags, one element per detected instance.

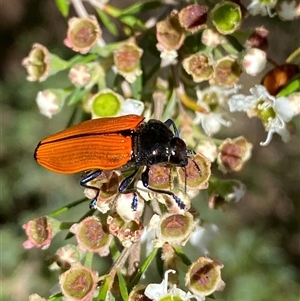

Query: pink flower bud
<box><xmin>70</xmin><ymin>216</ymin><xmax>112</xmax><ymax>256</ymax></box>
<box><xmin>242</xmin><ymin>48</ymin><xmax>267</xmax><ymax>76</ymax></box>
<box><xmin>156</xmin><ymin>16</ymin><xmax>185</xmax><ymax>51</ymax></box>
<box><xmin>182</xmin><ymin>53</ymin><xmax>214</xmax><ymax>83</ymax></box>
<box><xmin>64</xmin><ymin>16</ymin><xmax>102</xmax><ymax>54</ymax></box>
<box><xmin>186</xmin><ymin>257</ymin><xmax>225</xmax><ymax>298</ymax></box>
<box><xmin>178</xmin><ymin>4</ymin><xmax>207</xmax><ymax>33</ymax></box>
<box><xmin>217</xmin><ymin>136</ymin><xmax>253</xmax><ymax>173</ymax></box>
<box><xmin>59</xmin><ymin>263</ymin><xmax>98</xmax><ymax>301</ymax></box>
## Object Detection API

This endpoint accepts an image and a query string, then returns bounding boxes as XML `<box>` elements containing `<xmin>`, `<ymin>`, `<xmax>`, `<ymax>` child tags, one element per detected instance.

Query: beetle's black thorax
<box><xmin>132</xmin><ymin>119</ymin><xmax>174</xmax><ymax>166</ymax></box>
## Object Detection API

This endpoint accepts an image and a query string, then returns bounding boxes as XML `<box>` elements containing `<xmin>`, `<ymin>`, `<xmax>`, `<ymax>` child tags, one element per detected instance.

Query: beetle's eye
<box><xmin>169</xmin><ymin>137</ymin><xmax>188</xmax><ymax>166</ymax></box>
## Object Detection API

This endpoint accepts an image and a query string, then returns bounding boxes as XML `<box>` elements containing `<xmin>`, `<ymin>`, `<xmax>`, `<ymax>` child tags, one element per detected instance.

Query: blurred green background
<box><xmin>1</xmin><ymin>0</ymin><xmax>299</xmax><ymax>300</ymax></box>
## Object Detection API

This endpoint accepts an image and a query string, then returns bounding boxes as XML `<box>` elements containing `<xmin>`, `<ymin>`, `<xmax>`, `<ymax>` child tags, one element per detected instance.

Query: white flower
<box><xmin>119</xmin><ymin>98</ymin><xmax>145</xmax><ymax>116</ymax></box>
<box><xmin>158</xmin><ymin>47</ymin><xmax>178</xmax><ymax>67</ymax></box>
<box><xmin>144</xmin><ymin>269</ymin><xmax>197</xmax><ymax>300</ymax></box>
<box><xmin>196</xmin><ymin>140</ymin><xmax>218</xmax><ymax>162</ymax></box>
<box><xmin>242</xmin><ymin>48</ymin><xmax>267</xmax><ymax>76</ymax></box>
<box><xmin>194</xmin><ymin>85</ymin><xmax>241</xmax><ymax>136</ymax></box>
<box><xmin>247</xmin><ymin>0</ymin><xmax>277</xmax><ymax>16</ymax></box>
<box><xmin>201</xmin><ymin>29</ymin><xmax>224</xmax><ymax>47</ymax></box>
<box><xmin>277</xmin><ymin>0</ymin><xmax>300</xmax><ymax>20</ymax></box>
<box><xmin>228</xmin><ymin>85</ymin><xmax>294</xmax><ymax>145</ymax></box>
<box><xmin>36</xmin><ymin>90</ymin><xmax>63</xmax><ymax>118</ymax></box>
<box><xmin>188</xmin><ymin>221</ymin><xmax>219</xmax><ymax>257</ymax></box>
<box><xmin>194</xmin><ymin>112</ymin><xmax>230</xmax><ymax>136</ymax></box>
<box><xmin>227</xmin><ymin>181</ymin><xmax>246</xmax><ymax>203</ymax></box>
<box><xmin>288</xmin><ymin>92</ymin><xmax>300</xmax><ymax>116</ymax></box>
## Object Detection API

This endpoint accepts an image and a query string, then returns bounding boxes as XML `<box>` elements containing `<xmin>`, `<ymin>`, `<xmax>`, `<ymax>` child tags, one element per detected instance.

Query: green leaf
<box><xmin>119</xmin><ymin>15</ymin><xmax>144</xmax><ymax>29</ymax></box>
<box><xmin>128</xmin><ymin>248</ymin><xmax>158</xmax><ymax>290</ymax></box>
<box><xmin>174</xmin><ymin>246</ymin><xmax>192</xmax><ymax>266</ymax></box>
<box><xmin>84</xmin><ymin>251</ymin><xmax>94</xmax><ymax>269</ymax></box>
<box><xmin>163</xmin><ymin>87</ymin><xmax>177</xmax><ymax>121</ymax></box>
<box><xmin>68</xmin><ymin>53</ymin><xmax>98</xmax><ymax>67</ymax></box>
<box><xmin>130</xmin><ymin>71</ymin><xmax>142</xmax><ymax>99</ymax></box>
<box><xmin>97</xmin><ymin>276</ymin><xmax>113</xmax><ymax>301</ymax></box>
<box><xmin>67</xmin><ymin>87</ymin><xmax>91</xmax><ymax>106</ymax></box>
<box><xmin>54</xmin><ymin>0</ymin><xmax>69</xmax><ymax>17</ymax></box>
<box><xmin>277</xmin><ymin>75</ymin><xmax>300</xmax><ymax>97</ymax></box>
<box><xmin>48</xmin><ymin>292</ymin><xmax>64</xmax><ymax>301</ymax></box>
<box><xmin>49</xmin><ymin>197</ymin><xmax>88</xmax><ymax>217</ymax></box>
<box><xmin>120</xmin><ymin>1</ymin><xmax>161</xmax><ymax>15</ymax></box>
<box><xmin>91</xmin><ymin>42</ymin><xmax>123</xmax><ymax>57</ymax></box>
<box><xmin>117</xmin><ymin>270</ymin><xmax>129</xmax><ymax>301</ymax></box>
<box><xmin>97</xmin><ymin>9</ymin><xmax>119</xmax><ymax>36</ymax></box>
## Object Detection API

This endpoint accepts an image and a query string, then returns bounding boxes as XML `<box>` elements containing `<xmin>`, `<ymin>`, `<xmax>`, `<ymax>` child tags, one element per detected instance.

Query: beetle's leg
<box><xmin>141</xmin><ymin>167</ymin><xmax>185</xmax><ymax>209</ymax></box>
<box><xmin>187</xmin><ymin>149</ymin><xmax>196</xmax><ymax>156</ymax></box>
<box><xmin>164</xmin><ymin>119</ymin><xmax>179</xmax><ymax>137</ymax></box>
<box><xmin>80</xmin><ymin>170</ymin><xmax>102</xmax><ymax>209</ymax></box>
<box><xmin>118</xmin><ymin>169</ymin><xmax>139</xmax><ymax>210</ymax></box>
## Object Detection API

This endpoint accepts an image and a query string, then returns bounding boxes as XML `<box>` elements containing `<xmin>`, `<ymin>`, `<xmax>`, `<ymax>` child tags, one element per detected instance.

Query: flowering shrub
<box><xmin>23</xmin><ymin>0</ymin><xmax>299</xmax><ymax>300</ymax></box>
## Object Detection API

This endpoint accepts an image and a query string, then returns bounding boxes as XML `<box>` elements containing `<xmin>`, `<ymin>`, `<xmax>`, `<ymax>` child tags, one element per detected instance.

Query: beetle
<box><xmin>34</xmin><ymin>114</ymin><xmax>194</xmax><ymax>210</ymax></box>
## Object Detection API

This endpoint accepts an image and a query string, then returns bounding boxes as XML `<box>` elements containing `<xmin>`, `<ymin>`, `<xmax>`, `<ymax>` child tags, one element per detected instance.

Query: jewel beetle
<box><xmin>34</xmin><ymin>114</ymin><xmax>195</xmax><ymax>210</ymax></box>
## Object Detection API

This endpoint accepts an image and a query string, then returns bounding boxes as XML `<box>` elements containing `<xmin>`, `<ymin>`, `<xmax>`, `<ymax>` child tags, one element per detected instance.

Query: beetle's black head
<box><xmin>169</xmin><ymin>137</ymin><xmax>188</xmax><ymax>167</ymax></box>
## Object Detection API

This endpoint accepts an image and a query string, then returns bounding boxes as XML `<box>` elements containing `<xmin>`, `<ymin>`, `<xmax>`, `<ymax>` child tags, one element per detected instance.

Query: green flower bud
<box><xmin>186</xmin><ymin>257</ymin><xmax>225</xmax><ymax>298</ymax></box>
<box><xmin>182</xmin><ymin>53</ymin><xmax>214</xmax><ymax>83</ymax></box>
<box><xmin>211</xmin><ymin>1</ymin><xmax>242</xmax><ymax>35</ymax></box>
<box><xmin>91</xmin><ymin>89</ymin><xmax>123</xmax><ymax>117</ymax></box>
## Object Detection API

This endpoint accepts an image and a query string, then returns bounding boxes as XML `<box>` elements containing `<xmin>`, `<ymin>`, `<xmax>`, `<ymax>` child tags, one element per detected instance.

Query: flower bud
<box><xmin>196</xmin><ymin>140</ymin><xmax>218</xmax><ymax>162</ymax></box>
<box><xmin>70</xmin><ymin>216</ymin><xmax>112</xmax><ymax>256</ymax></box>
<box><xmin>50</xmin><ymin>244</ymin><xmax>82</xmax><ymax>270</ymax></box>
<box><xmin>59</xmin><ymin>262</ymin><xmax>98</xmax><ymax>301</ymax></box>
<box><xmin>217</xmin><ymin>136</ymin><xmax>253</xmax><ymax>173</ymax></box>
<box><xmin>69</xmin><ymin>64</ymin><xmax>91</xmax><ymax>87</ymax></box>
<box><xmin>208</xmin><ymin>178</ymin><xmax>246</xmax><ymax>209</ymax></box>
<box><xmin>241</xmin><ymin>48</ymin><xmax>267</xmax><ymax>76</ymax></box>
<box><xmin>64</xmin><ymin>16</ymin><xmax>102</xmax><ymax>54</ymax></box>
<box><xmin>210</xmin><ymin>55</ymin><xmax>242</xmax><ymax>86</ymax></box>
<box><xmin>120</xmin><ymin>98</ymin><xmax>145</xmax><ymax>116</ymax></box>
<box><xmin>90</xmin><ymin>88</ymin><xmax>123</xmax><ymax>118</ymax></box>
<box><xmin>148</xmin><ymin>164</ymin><xmax>172</xmax><ymax>191</ymax></box>
<box><xmin>128</xmin><ymin>284</ymin><xmax>147</xmax><ymax>301</ymax></box>
<box><xmin>178</xmin><ymin>4</ymin><xmax>207</xmax><ymax>33</ymax></box>
<box><xmin>151</xmin><ymin>212</ymin><xmax>195</xmax><ymax>247</ymax></box>
<box><xmin>113</xmin><ymin>43</ymin><xmax>143</xmax><ymax>83</ymax></box>
<box><xmin>182</xmin><ymin>53</ymin><xmax>214</xmax><ymax>83</ymax></box>
<box><xmin>247</xmin><ymin>0</ymin><xmax>277</xmax><ymax>16</ymax></box>
<box><xmin>107</xmin><ymin>213</ymin><xmax>144</xmax><ymax>247</ymax></box>
<box><xmin>22</xmin><ymin>43</ymin><xmax>50</xmax><ymax>82</ymax></box>
<box><xmin>211</xmin><ymin>1</ymin><xmax>242</xmax><ymax>35</ymax></box>
<box><xmin>156</xmin><ymin>15</ymin><xmax>185</xmax><ymax>51</ymax></box>
<box><xmin>201</xmin><ymin>28</ymin><xmax>224</xmax><ymax>47</ymax></box>
<box><xmin>177</xmin><ymin>154</ymin><xmax>211</xmax><ymax>191</ymax></box>
<box><xmin>23</xmin><ymin>216</ymin><xmax>60</xmax><ymax>250</ymax></box>
<box><xmin>22</xmin><ymin>43</ymin><xmax>68</xmax><ymax>82</ymax></box>
<box><xmin>277</xmin><ymin>0</ymin><xmax>300</xmax><ymax>21</ymax></box>
<box><xmin>115</xmin><ymin>193</ymin><xmax>144</xmax><ymax>222</ymax></box>
<box><xmin>288</xmin><ymin>92</ymin><xmax>300</xmax><ymax>117</ymax></box>
<box><xmin>185</xmin><ymin>257</ymin><xmax>225</xmax><ymax>298</ymax></box>
<box><xmin>245</xmin><ymin>27</ymin><xmax>269</xmax><ymax>51</ymax></box>
<box><xmin>36</xmin><ymin>89</ymin><xmax>67</xmax><ymax>118</ymax></box>
<box><xmin>97</xmin><ymin>170</ymin><xmax>123</xmax><ymax>201</ymax></box>
<box><xmin>29</xmin><ymin>294</ymin><xmax>47</xmax><ymax>301</ymax></box>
